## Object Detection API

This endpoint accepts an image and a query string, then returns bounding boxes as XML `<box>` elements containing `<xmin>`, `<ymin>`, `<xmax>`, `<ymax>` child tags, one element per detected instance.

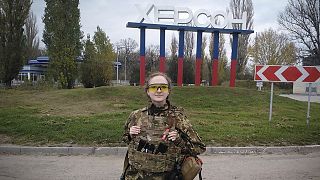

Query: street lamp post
<box><xmin>116</xmin><ymin>47</ymin><xmax>120</xmax><ymax>84</ymax></box>
<box><xmin>124</xmin><ymin>54</ymin><xmax>127</xmax><ymax>82</ymax></box>
<box><xmin>116</xmin><ymin>45</ymin><xmax>127</xmax><ymax>84</ymax></box>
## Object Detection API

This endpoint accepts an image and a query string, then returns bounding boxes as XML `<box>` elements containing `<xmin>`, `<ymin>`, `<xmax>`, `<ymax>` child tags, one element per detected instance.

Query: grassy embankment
<box><xmin>0</xmin><ymin>86</ymin><xmax>319</xmax><ymax>147</ymax></box>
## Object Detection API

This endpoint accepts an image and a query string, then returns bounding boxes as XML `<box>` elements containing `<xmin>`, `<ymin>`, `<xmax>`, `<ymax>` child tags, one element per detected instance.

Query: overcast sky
<box><xmin>31</xmin><ymin>0</ymin><xmax>288</xmax><ymax>53</ymax></box>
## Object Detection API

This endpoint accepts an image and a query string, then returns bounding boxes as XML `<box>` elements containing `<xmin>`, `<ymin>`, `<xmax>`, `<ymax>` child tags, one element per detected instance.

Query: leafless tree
<box><xmin>118</xmin><ymin>38</ymin><xmax>138</xmax><ymax>56</ymax></box>
<box><xmin>183</xmin><ymin>31</ymin><xmax>195</xmax><ymax>84</ymax></box>
<box><xmin>184</xmin><ymin>31</ymin><xmax>194</xmax><ymax>60</ymax></box>
<box><xmin>170</xmin><ymin>34</ymin><xmax>178</xmax><ymax>57</ymax></box>
<box><xmin>117</xmin><ymin>38</ymin><xmax>138</xmax><ymax>80</ymax></box>
<box><xmin>201</xmin><ymin>35</ymin><xmax>210</xmax><ymax>82</ymax></box>
<box><xmin>145</xmin><ymin>44</ymin><xmax>160</xmax><ymax>73</ymax></box>
<box><xmin>167</xmin><ymin>34</ymin><xmax>178</xmax><ymax>82</ymax></box>
<box><xmin>278</xmin><ymin>0</ymin><xmax>319</xmax><ymax>65</ymax></box>
<box><xmin>25</xmin><ymin>11</ymin><xmax>40</xmax><ymax>62</ymax></box>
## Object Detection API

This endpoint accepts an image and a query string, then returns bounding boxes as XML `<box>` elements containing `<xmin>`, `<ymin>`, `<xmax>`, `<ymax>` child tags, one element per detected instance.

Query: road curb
<box><xmin>1</xmin><ymin>145</ymin><xmax>319</xmax><ymax>156</ymax></box>
<box><xmin>203</xmin><ymin>145</ymin><xmax>320</xmax><ymax>155</ymax></box>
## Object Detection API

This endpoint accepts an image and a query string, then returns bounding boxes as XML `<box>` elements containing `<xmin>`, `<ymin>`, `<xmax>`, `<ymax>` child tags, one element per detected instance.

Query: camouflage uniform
<box><xmin>122</xmin><ymin>101</ymin><xmax>206</xmax><ymax>180</ymax></box>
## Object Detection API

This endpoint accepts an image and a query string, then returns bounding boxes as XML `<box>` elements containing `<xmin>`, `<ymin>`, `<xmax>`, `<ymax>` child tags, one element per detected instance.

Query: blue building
<box><xmin>13</xmin><ymin>56</ymin><xmax>84</xmax><ymax>86</ymax></box>
<box><xmin>13</xmin><ymin>56</ymin><xmax>49</xmax><ymax>85</ymax></box>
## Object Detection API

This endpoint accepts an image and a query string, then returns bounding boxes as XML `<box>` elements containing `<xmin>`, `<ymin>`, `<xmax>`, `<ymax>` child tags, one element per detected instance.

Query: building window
<box><xmin>306</xmin><ymin>87</ymin><xmax>317</xmax><ymax>93</ymax></box>
<box><xmin>18</xmin><ymin>73</ymin><xmax>28</xmax><ymax>81</ymax></box>
<box><xmin>30</xmin><ymin>73</ymin><xmax>38</xmax><ymax>82</ymax></box>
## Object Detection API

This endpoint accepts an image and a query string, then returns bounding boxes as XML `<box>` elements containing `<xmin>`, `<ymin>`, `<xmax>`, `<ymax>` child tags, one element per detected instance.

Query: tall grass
<box><xmin>0</xmin><ymin>86</ymin><xmax>319</xmax><ymax>147</ymax></box>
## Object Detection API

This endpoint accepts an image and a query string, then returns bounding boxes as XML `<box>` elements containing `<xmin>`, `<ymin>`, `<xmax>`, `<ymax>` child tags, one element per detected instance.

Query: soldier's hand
<box><xmin>129</xmin><ymin>126</ymin><xmax>141</xmax><ymax>136</ymax></box>
<box><xmin>168</xmin><ymin>130</ymin><xmax>179</xmax><ymax>141</ymax></box>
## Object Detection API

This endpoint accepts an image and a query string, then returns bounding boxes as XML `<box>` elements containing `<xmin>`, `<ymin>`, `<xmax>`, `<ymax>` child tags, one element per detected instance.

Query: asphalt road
<box><xmin>1</xmin><ymin>152</ymin><xmax>320</xmax><ymax>180</ymax></box>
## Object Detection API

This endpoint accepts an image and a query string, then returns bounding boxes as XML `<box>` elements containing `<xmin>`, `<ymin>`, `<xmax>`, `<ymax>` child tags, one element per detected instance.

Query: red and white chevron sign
<box><xmin>254</xmin><ymin>65</ymin><xmax>320</xmax><ymax>82</ymax></box>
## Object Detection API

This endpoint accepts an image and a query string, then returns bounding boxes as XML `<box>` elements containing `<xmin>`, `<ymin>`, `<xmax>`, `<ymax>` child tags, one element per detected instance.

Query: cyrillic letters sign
<box><xmin>136</xmin><ymin>4</ymin><xmax>247</xmax><ymax>29</ymax></box>
<box><xmin>255</xmin><ymin>65</ymin><xmax>320</xmax><ymax>83</ymax></box>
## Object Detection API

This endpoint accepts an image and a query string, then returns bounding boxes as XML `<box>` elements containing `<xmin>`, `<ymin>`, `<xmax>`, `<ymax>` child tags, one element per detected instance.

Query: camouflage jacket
<box><xmin>123</xmin><ymin>102</ymin><xmax>206</xmax><ymax>157</ymax></box>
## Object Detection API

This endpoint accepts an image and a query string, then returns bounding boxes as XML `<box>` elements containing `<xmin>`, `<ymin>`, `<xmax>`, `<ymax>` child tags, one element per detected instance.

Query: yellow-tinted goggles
<box><xmin>148</xmin><ymin>84</ymin><xmax>169</xmax><ymax>93</ymax></box>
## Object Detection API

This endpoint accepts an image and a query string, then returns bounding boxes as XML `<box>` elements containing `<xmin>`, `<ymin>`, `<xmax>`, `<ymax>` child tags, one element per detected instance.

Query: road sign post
<box><xmin>269</xmin><ymin>82</ymin><xmax>274</xmax><ymax>122</ymax></box>
<box><xmin>307</xmin><ymin>83</ymin><xmax>311</xmax><ymax>127</ymax></box>
<box><xmin>254</xmin><ymin>65</ymin><xmax>320</xmax><ymax>125</ymax></box>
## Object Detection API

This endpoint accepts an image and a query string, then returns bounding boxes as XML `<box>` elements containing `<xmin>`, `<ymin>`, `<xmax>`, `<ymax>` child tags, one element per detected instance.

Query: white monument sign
<box><xmin>136</xmin><ymin>4</ymin><xmax>247</xmax><ymax>29</ymax></box>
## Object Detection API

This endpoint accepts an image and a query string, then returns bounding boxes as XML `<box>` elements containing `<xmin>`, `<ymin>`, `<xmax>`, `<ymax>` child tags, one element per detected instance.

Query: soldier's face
<box><xmin>147</xmin><ymin>75</ymin><xmax>169</xmax><ymax>106</ymax></box>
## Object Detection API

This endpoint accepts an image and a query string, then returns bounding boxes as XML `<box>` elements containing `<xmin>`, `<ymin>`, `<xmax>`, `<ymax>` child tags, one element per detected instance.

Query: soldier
<box><xmin>121</xmin><ymin>72</ymin><xmax>206</xmax><ymax>180</ymax></box>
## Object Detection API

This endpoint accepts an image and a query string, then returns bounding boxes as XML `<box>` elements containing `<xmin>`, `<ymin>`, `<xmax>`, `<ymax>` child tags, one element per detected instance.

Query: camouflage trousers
<box><xmin>125</xmin><ymin>166</ymin><xmax>174</xmax><ymax>180</ymax></box>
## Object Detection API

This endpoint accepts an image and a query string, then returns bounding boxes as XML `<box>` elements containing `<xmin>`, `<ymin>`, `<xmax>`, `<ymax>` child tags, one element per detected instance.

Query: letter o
<box><xmin>211</xmin><ymin>10</ymin><xmax>228</xmax><ymax>28</ymax></box>
<box><xmin>193</xmin><ymin>9</ymin><xmax>211</xmax><ymax>27</ymax></box>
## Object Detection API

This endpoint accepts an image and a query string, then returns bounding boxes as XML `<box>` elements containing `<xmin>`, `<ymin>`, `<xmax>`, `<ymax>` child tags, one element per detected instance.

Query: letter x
<box><xmin>136</xmin><ymin>4</ymin><xmax>154</xmax><ymax>23</ymax></box>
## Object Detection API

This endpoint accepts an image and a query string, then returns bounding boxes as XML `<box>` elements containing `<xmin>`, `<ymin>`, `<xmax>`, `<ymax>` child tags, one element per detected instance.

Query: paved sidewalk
<box><xmin>280</xmin><ymin>94</ymin><xmax>320</xmax><ymax>103</ymax></box>
<box><xmin>1</xmin><ymin>152</ymin><xmax>320</xmax><ymax>180</ymax></box>
<box><xmin>1</xmin><ymin>145</ymin><xmax>319</xmax><ymax>179</ymax></box>
<box><xmin>1</xmin><ymin>145</ymin><xmax>320</xmax><ymax>156</ymax></box>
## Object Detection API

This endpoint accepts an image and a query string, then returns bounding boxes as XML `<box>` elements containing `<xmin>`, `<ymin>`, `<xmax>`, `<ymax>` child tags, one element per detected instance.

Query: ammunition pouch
<box><xmin>128</xmin><ymin>143</ymin><xmax>176</xmax><ymax>172</ymax></box>
<box><xmin>181</xmin><ymin>156</ymin><xmax>203</xmax><ymax>180</ymax></box>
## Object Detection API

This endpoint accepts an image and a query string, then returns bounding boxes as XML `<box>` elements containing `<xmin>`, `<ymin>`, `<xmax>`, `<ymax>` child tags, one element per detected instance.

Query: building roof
<box><xmin>28</xmin><ymin>56</ymin><xmax>49</xmax><ymax>65</ymax></box>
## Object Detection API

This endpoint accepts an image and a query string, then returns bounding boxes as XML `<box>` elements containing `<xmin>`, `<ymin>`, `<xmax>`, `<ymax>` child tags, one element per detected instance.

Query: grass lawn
<box><xmin>0</xmin><ymin>86</ymin><xmax>319</xmax><ymax>147</ymax></box>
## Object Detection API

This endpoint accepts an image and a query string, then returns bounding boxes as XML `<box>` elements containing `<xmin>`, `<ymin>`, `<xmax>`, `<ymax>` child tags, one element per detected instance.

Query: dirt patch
<box><xmin>39</xmin><ymin>101</ymin><xmax>110</xmax><ymax>116</ymax></box>
<box><xmin>0</xmin><ymin>134</ymin><xmax>13</xmax><ymax>144</ymax></box>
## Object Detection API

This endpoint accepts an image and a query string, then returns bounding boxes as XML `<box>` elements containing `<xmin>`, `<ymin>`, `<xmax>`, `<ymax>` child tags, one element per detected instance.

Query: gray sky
<box><xmin>31</xmin><ymin>0</ymin><xmax>288</xmax><ymax>52</ymax></box>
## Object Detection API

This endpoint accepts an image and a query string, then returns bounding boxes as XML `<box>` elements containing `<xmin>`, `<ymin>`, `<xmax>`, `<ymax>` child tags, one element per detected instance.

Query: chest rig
<box><xmin>128</xmin><ymin>104</ymin><xmax>181</xmax><ymax>172</ymax></box>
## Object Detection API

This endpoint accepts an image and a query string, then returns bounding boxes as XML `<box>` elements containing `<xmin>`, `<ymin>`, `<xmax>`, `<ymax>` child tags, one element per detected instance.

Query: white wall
<box><xmin>293</xmin><ymin>82</ymin><xmax>320</xmax><ymax>95</ymax></box>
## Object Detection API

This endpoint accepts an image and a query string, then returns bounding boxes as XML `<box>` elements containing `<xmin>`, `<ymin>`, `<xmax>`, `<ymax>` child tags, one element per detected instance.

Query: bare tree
<box><xmin>119</xmin><ymin>38</ymin><xmax>138</xmax><ymax>55</ymax></box>
<box><xmin>201</xmin><ymin>35</ymin><xmax>209</xmax><ymax>82</ymax></box>
<box><xmin>145</xmin><ymin>44</ymin><xmax>160</xmax><ymax>73</ymax></box>
<box><xmin>278</xmin><ymin>0</ymin><xmax>320</xmax><ymax>65</ymax></box>
<box><xmin>117</xmin><ymin>38</ymin><xmax>138</xmax><ymax>81</ymax></box>
<box><xmin>170</xmin><ymin>34</ymin><xmax>178</xmax><ymax>57</ymax></box>
<box><xmin>184</xmin><ymin>31</ymin><xmax>195</xmax><ymax>84</ymax></box>
<box><xmin>184</xmin><ymin>31</ymin><xmax>194</xmax><ymax>60</ymax></box>
<box><xmin>167</xmin><ymin>34</ymin><xmax>178</xmax><ymax>82</ymax></box>
<box><xmin>229</xmin><ymin>0</ymin><xmax>254</xmax><ymax>79</ymax></box>
<box><xmin>25</xmin><ymin>11</ymin><xmax>40</xmax><ymax>62</ymax></box>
